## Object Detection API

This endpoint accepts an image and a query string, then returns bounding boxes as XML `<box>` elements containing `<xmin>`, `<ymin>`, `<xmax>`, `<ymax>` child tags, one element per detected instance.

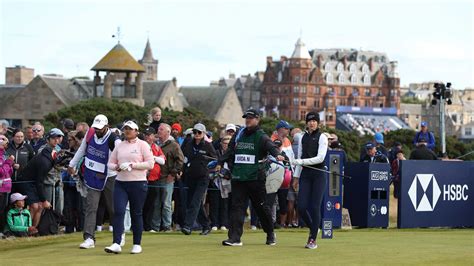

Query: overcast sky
<box><xmin>1</xmin><ymin>0</ymin><xmax>472</xmax><ymax>89</ymax></box>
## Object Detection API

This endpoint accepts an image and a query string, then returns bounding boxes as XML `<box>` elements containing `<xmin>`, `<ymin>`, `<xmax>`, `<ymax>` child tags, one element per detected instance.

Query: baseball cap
<box><xmin>193</xmin><ymin>123</ymin><xmax>206</xmax><ymax>133</ymax></box>
<box><xmin>305</xmin><ymin>112</ymin><xmax>320</xmax><ymax>123</ymax></box>
<box><xmin>225</xmin><ymin>124</ymin><xmax>237</xmax><ymax>132</ymax></box>
<box><xmin>62</xmin><ymin>118</ymin><xmax>75</xmax><ymax>130</ymax></box>
<box><xmin>242</xmin><ymin>109</ymin><xmax>260</xmax><ymax>119</ymax></box>
<box><xmin>184</xmin><ymin>128</ymin><xmax>193</xmax><ymax>136</ymax></box>
<box><xmin>91</xmin><ymin>114</ymin><xmax>108</xmax><ymax>129</ymax></box>
<box><xmin>374</xmin><ymin>132</ymin><xmax>384</xmax><ymax>144</ymax></box>
<box><xmin>122</xmin><ymin>120</ymin><xmax>139</xmax><ymax>130</ymax></box>
<box><xmin>46</xmin><ymin>128</ymin><xmax>64</xmax><ymax>139</ymax></box>
<box><xmin>276</xmin><ymin>120</ymin><xmax>292</xmax><ymax>130</ymax></box>
<box><xmin>10</xmin><ymin>193</ymin><xmax>27</xmax><ymax>204</ymax></box>
<box><xmin>143</xmin><ymin>127</ymin><xmax>156</xmax><ymax>135</ymax></box>
<box><xmin>421</xmin><ymin>121</ymin><xmax>428</xmax><ymax>127</ymax></box>
<box><xmin>365</xmin><ymin>142</ymin><xmax>376</xmax><ymax>150</ymax></box>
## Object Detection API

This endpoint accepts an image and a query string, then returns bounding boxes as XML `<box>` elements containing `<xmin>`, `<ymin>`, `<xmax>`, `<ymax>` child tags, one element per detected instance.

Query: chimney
<box><xmin>5</xmin><ymin>65</ymin><xmax>34</xmax><ymax>85</ymax></box>
<box><xmin>229</xmin><ymin>73</ymin><xmax>236</xmax><ymax>79</ymax></box>
<box><xmin>266</xmin><ymin>56</ymin><xmax>273</xmax><ymax>67</ymax></box>
<box><xmin>342</xmin><ymin>56</ymin><xmax>348</xmax><ymax>68</ymax></box>
<box><xmin>317</xmin><ymin>55</ymin><xmax>323</xmax><ymax>68</ymax></box>
<box><xmin>280</xmin><ymin>56</ymin><xmax>287</xmax><ymax>63</ymax></box>
<box><xmin>172</xmin><ymin>77</ymin><xmax>177</xmax><ymax>87</ymax></box>
<box><xmin>368</xmin><ymin>58</ymin><xmax>375</xmax><ymax>71</ymax></box>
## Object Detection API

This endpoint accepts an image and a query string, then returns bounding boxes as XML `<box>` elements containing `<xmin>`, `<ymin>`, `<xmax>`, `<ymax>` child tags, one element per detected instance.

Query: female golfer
<box><xmin>105</xmin><ymin>121</ymin><xmax>154</xmax><ymax>254</ymax></box>
<box><xmin>292</xmin><ymin>112</ymin><xmax>328</xmax><ymax>249</ymax></box>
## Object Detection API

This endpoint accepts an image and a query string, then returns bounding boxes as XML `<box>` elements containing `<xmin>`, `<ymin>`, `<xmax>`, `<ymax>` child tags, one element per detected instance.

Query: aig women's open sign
<box><xmin>398</xmin><ymin>161</ymin><xmax>474</xmax><ymax>228</ymax></box>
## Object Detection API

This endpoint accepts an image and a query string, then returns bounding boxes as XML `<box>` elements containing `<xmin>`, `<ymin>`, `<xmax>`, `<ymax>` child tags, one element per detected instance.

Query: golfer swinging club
<box><xmin>218</xmin><ymin>109</ymin><xmax>285</xmax><ymax>246</ymax></box>
<box><xmin>292</xmin><ymin>111</ymin><xmax>329</xmax><ymax>249</ymax></box>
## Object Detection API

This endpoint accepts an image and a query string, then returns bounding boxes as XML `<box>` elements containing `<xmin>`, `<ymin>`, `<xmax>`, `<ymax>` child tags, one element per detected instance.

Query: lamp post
<box><xmin>431</xmin><ymin>82</ymin><xmax>452</xmax><ymax>156</ymax></box>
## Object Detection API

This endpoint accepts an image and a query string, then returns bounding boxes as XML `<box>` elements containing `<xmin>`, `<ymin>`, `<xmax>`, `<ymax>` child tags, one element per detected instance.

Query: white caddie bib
<box><xmin>234</xmin><ymin>154</ymin><xmax>256</xmax><ymax>164</ymax></box>
<box><xmin>85</xmin><ymin>157</ymin><xmax>106</xmax><ymax>173</ymax></box>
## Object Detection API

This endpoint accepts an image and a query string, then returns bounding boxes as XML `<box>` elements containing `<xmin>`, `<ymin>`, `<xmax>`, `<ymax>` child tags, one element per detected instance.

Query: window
<box><xmin>466</xmin><ymin>127</ymin><xmax>472</xmax><ymax>136</ymax></box>
<box><xmin>326</xmin><ymin>73</ymin><xmax>334</xmax><ymax>83</ymax></box>
<box><xmin>353</xmin><ymin>87</ymin><xmax>359</xmax><ymax>96</ymax></box>
<box><xmin>363</xmin><ymin>74</ymin><xmax>371</xmax><ymax>85</ymax></box>
<box><xmin>362</xmin><ymin>64</ymin><xmax>369</xmax><ymax>74</ymax></box>
<box><xmin>301</xmin><ymin>98</ymin><xmax>306</xmax><ymax>106</ymax></box>
<box><xmin>314</xmin><ymin>100</ymin><xmax>320</xmax><ymax>108</ymax></box>
<box><xmin>374</xmin><ymin>56</ymin><xmax>379</xmax><ymax>62</ymax></box>
<box><xmin>293</xmin><ymin>86</ymin><xmax>299</xmax><ymax>93</ymax></box>
<box><xmin>327</xmin><ymin>87</ymin><xmax>334</xmax><ymax>96</ymax></box>
<box><xmin>276</xmin><ymin>97</ymin><xmax>280</xmax><ymax>105</ymax></box>
<box><xmin>301</xmin><ymin>86</ymin><xmax>307</xmax><ymax>93</ymax></box>
<box><xmin>300</xmin><ymin>111</ymin><xmax>307</xmax><ymax>120</ymax></box>
<box><xmin>349</xmin><ymin>64</ymin><xmax>356</xmax><ymax>73</ymax></box>
<box><xmin>351</xmin><ymin>74</ymin><xmax>357</xmax><ymax>84</ymax></box>
<box><xmin>294</xmin><ymin>76</ymin><xmax>300</xmax><ymax>82</ymax></box>
<box><xmin>340</xmin><ymin>87</ymin><xmax>346</xmax><ymax>96</ymax></box>
<box><xmin>293</xmin><ymin>97</ymin><xmax>299</xmax><ymax>106</ymax></box>
<box><xmin>340</xmin><ymin>99</ymin><xmax>346</xmax><ymax>105</ymax></box>
<box><xmin>324</xmin><ymin>63</ymin><xmax>331</xmax><ymax>72</ymax></box>
<box><xmin>337</xmin><ymin>63</ymin><xmax>344</xmax><ymax>72</ymax></box>
<box><xmin>338</xmin><ymin>74</ymin><xmax>345</xmax><ymax>84</ymax></box>
<box><xmin>365</xmin><ymin>88</ymin><xmax>370</xmax><ymax>96</ymax></box>
<box><xmin>361</xmin><ymin>55</ymin><xmax>367</xmax><ymax>62</ymax></box>
<box><xmin>364</xmin><ymin>100</ymin><xmax>370</xmax><ymax>107</ymax></box>
<box><xmin>315</xmin><ymin>87</ymin><xmax>320</xmax><ymax>94</ymax></box>
<box><xmin>327</xmin><ymin>99</ymin><xmax>334</xmax><ymax>107</ymax></box>
<box><xmin>327</xmin><ymin>112</ymin><xmax>333</xmax><ymax>121</ymax></box>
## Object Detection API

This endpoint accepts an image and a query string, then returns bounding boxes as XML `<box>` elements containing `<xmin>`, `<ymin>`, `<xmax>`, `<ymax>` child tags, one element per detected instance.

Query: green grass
<box><xmin>1</xmin><ymin>228</ymin><xmax>473</xmax><ymax>265</ymax></box>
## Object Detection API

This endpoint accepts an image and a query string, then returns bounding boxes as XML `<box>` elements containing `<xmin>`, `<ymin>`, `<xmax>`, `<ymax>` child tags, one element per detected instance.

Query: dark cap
<box><xmin>365</xmin><ymin>142</ymin><xmax>375</xmax><ymax>150</ymax></box>
<box><xmin>63</xmin><ymin>118</ymin><xmax>74</xmax><ymax>130</ymax></box>
<box><xmin>276</xmin><ymin>120</ymin><xmax>292</xmax><ymax>130</ymax></box>
<box><xmin>305</xmin><ymin>112</ymin><xmax>320</xmax><ymax>123</ymax></box>
<box><xmin>273</xmin><ymin>139</ymin><xmax>282</xmax><ymax>147</ymax></box>
<box><xmin>242</xmin><ymin>109</ymin><xmax>260</xmax><ymax>119</ymax></box>
<box><xmin>143</xmin><ymin>127</ymin><xmax>156</xmax><ymax>135</ymax></box>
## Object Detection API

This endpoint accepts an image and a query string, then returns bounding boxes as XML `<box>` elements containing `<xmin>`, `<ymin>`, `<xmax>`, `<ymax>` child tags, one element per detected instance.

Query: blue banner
<box><xmin>398</xmin><ymin>160</ymin><xmax>474</xmax><ymax>228</ymax></box>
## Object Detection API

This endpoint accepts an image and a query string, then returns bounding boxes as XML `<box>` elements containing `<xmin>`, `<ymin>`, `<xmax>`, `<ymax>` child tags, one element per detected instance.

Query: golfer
<box><xmin>292</xmin><ymin>112</ymin><xmax>328</xmax><ymax>249</ymax></box>
<box><xmin>105</xmin><ymin>121</ymin><xmax>154</xmax><ymax>254</ymax></box>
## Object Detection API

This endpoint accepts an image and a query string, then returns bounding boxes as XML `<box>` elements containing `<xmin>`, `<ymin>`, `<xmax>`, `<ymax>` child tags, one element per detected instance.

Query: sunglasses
<box><xmin>32</xmin><ymin>129</ymin><xmax>42</xmax><ymax>132</ymax></box>
<box><xmin>193</xmin><ymin>130</ymin><xmax>203</xmax><ymax>135</ymax></box>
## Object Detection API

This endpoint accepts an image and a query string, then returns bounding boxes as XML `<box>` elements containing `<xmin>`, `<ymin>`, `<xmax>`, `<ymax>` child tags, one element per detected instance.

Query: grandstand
<box><xmin>336</xmin><ymin>106</ymin><xmax>409</xmax><ymax>135</ymax></box>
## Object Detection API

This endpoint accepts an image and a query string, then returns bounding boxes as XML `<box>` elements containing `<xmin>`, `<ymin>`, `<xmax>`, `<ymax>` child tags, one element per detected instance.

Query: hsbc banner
<box><xmin>398</xmin><ymin>160</ymin><xmax>474</xmax><ymax>228</ymax></box>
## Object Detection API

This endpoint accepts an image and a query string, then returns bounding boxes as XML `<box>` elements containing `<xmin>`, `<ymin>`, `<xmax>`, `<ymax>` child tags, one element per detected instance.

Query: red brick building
<box><xmin>262</xmin><ymin>38</ymin><xmax>401</xmax><ymax>127</ymax></box>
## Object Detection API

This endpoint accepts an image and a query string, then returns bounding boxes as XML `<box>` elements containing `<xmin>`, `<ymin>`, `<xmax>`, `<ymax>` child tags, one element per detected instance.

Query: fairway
<box><xmin>1</xmin><ymin>228</ymin><xmax>473</xmax><ymax>265</ymax></box>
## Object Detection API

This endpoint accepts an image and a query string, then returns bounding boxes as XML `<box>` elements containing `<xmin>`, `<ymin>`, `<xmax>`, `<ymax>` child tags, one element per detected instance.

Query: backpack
<box><xmin>37</xmin><ymin>208</ymin><xmax>61</xmax><ymax>236</ymax></box>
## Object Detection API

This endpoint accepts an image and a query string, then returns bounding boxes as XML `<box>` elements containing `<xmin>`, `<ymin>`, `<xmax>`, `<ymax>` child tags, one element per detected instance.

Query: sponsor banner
<box><xmin>398</xmin><ymin>160</ymin><xmax>474</xmax><ymax>228</ymax></box>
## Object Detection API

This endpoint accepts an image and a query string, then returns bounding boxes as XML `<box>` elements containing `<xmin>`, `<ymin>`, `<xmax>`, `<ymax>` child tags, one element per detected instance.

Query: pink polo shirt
<box><xmin>108</xmin><ymin>137</ymin><xmax>154</xmax><ymax>182</ymax></box>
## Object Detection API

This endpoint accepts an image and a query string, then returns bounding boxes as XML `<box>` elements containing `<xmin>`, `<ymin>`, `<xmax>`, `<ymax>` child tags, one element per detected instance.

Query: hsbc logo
<box><xmin>408</xmin><ymin>174</ymin><xmax>441</xmax><ymax>212</ymax></box>
<box><xmin>409</xmin><ymin>174</ymin><xmax>469</xmax><ymax>212</ymax></box>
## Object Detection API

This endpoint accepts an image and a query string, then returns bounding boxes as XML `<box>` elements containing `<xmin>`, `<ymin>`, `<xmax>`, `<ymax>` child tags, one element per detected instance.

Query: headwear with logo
<box><xmin>122</xmin><ymin>120</ymin><xmax>139</xmax><ymax>130</ymax></box>
<box><xmin>421</xmin><ymin>121</ymin><xmax>428</xmax><ymax>127</ymax></box>
<box><xmin>242</xmin><ymin>109</ymin><xmax>260</xmax><ymax>119</ymax></box>
<box><xmin>365</xmin><ymin>142</ymin><xmax>376</xmax><ymax>150</ymax></box>
<box><xmin>143</xmin><ymin>127</ymin><xmax>156</xmax><ymax>135</ymax></box>
<box><xmin>91</xmin><ymin>114</ymin><xmax>108</xmax><ymax>129</ymax></box>
<box><xmin>46</xmin><ymin>128</ymin><xmax>64</xmax><ymax>139</ymax></box>
<box><xmin>305</xmin><ymin>112</ymin><xmax>320</xmax><ymax>123</ymax></box>
<box><xmin>225</xmin><ymin>124</ymin><xmax>237</xmax><ymax>132</ymax></box>
<box><xmin>276</xmin><ymin>120</ymin><xmax>292</xmax><ymax>130</ymax></box>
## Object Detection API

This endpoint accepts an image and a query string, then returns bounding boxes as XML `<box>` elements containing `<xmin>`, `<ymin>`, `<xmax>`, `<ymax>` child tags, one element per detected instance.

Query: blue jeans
<box><xmin>298</xmin><ymin>168</ymin><xmax>327</xmax><ymax>239</ymax></box>
<box><xmin>151</xmin><ymin>179</ymin><xmax>174</xmax><ymax>230</ymax></box>
<box><xmin>112</xmin><ymin>180</ymin><xmax>147</xmax><ymax>245</ymax></box>
<box><xmin>183</xmin><ymin>177</ymin><xmax>210</xmax><ymax>231</ymax></box>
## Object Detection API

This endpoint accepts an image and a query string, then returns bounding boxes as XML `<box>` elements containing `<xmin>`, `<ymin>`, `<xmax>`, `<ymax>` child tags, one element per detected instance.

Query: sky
<box><xmin>1</xmin><ymin>0</ymin><xmax>473</xmax><ymax>89</ymax></box>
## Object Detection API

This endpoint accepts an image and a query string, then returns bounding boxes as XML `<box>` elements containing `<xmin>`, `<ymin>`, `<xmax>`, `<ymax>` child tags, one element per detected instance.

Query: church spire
<box><xmin>142</xmin><ymin>38</ymin><xmax>155</xmax><ymax>61</ymax></box>
<box><xmin>291</xmin><ymin>38</ymin><xmax>311</xmax><ymax>59</ymax></box>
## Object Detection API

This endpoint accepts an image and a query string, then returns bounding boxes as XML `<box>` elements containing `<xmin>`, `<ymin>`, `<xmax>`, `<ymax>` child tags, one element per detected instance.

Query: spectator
<box><xmin>391</xmin><ymin>149</ymin><xmax>406</xmax><ymax>199</ymax></box>
<box><xmin>4</xmin><ymin>193</ymin><xmax>38</xmax><ymax>237</ymax></box>
<box><xmin>181</xmin><ymin>128</ymin><xmax>193</xmax><ymax>148</ymax></box>
<box><xmin>75</xmin><ymin>122</ymin><xmax>90</xmax><ymax>134</ymax></box>
<box><xmin>409</xmin><ymin>138</ymin><xmax>438</xmax><ymax>160</ymax></box>
<box><xmin>413</xmin><ymin>121</ymin><xmax>435</xmax><ymax>151</ymax></box>
<box><xmin>16</xmin><ymin>128</ymin><xmax>64</xmax><ymax>227</ymax></box>
<box><xmin>374</xmin><ymin>132</ymin><xmax>388</xmax><ymax>157</ymax></box>
<box><xmin>208</xmin><ymin>135</ymin><xmax>232</xmax><ymax>231</ymax></box>
<box><xmin>360</xmin><ymin>142</ymin><xmax>389</xmax><ymax>163</ymax></box>
<box><xmin>155</xmin><ymin>124</ymin><xmax>184</xmax><ymax>230</ymax></box>
<box><xmin>105</xmin><ymin>120</ymin><xmax>154</xmax><ymax>254</ymax></box>
<box><xmin>62</xmin><ymin>130</ymin><xmax>85</xmax><ymax>233</ymax></box>
<box><xmin>141</xmin><ymin>127</ymin><xmax>167</xmax><ymax>232</ymax></box>
<box><xmin>171</xmin><ymin>123</ymin><xmax>184</xmax><ymax>145</ymax></box>
<box><xmin>213</xmin><ymin>124</ymin><xmax>237</xmax><ymax>152</ymax></box>
<box><xmin>149</xmin><ymin>107</ymin><xmax>163</xmax><ymax>133</ymax></box>
<box><xmin>60</xmin><ymin>118</ymin><xmax>75</xmax><ymax>149</ymax></box>
<box><xmin>5</xmin><ymin>129</ymin><xmax>35</xmax><ymax>189</ymax></box>
<box><xmin>0</xmin><ymin>134</ymin><xmax>14</xmax><ymax>232</ymax></box>
<box><xmin>287</xmin><ymin>130</ymin><xmax>302</xmax><ymax>228</ymax></box>
<box><xmin>0</xmin><ymin>120</ymin><xmax>9</xmax><ymax>136</ymax></box>
<box><xmin>24</xmin><ymin>125</ymin><xmax>34</xmax><ymax>145</ymax></box>
<box><xmin>387</xmin><ymin>141</ymin><xmax>402</xmax><ymax>163</ymax></box>
<box><xmin>181</xmin><ymin>123</ymin><xmax>216</xmax><ymax>236</ymax></box>
<box><xmin>30</xmin><ymin>122</ymin><xmax>47</xmax><ymax>154</ymax></box>
<box><xmin>67</xmin><ymin>114</ymin><xmax>120</xmax><ymax>249</ymax></box>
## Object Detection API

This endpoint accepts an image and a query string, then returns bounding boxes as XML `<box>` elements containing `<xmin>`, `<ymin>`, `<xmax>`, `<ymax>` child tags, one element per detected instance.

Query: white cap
<box><xmin>91</xmin><ymin>114</ymin><xmax>108</xmax><ymax>129</ymax></box>
<box><xmin>225</xmin><ymin>124</ymin><xmax>236</xmax><ymax>132</ymax></box>
<box><xmin>10</xmin><ymin>193</ymin><xmax>27</xmax><ymax>204</ymax></box>
<box><xmin>184</xmin><ymin>128</ymin><xmax>193</xmax><ymax>136</ymax></box>
<box><xmin>122</xmin><ymin>120</ymin><xmax>139</xmax><ymax>130</ymax></box>
<box><xmin>193</xmin><ymin>123</ymin><xmax>206</xmax><ymax>133</ymax></box>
